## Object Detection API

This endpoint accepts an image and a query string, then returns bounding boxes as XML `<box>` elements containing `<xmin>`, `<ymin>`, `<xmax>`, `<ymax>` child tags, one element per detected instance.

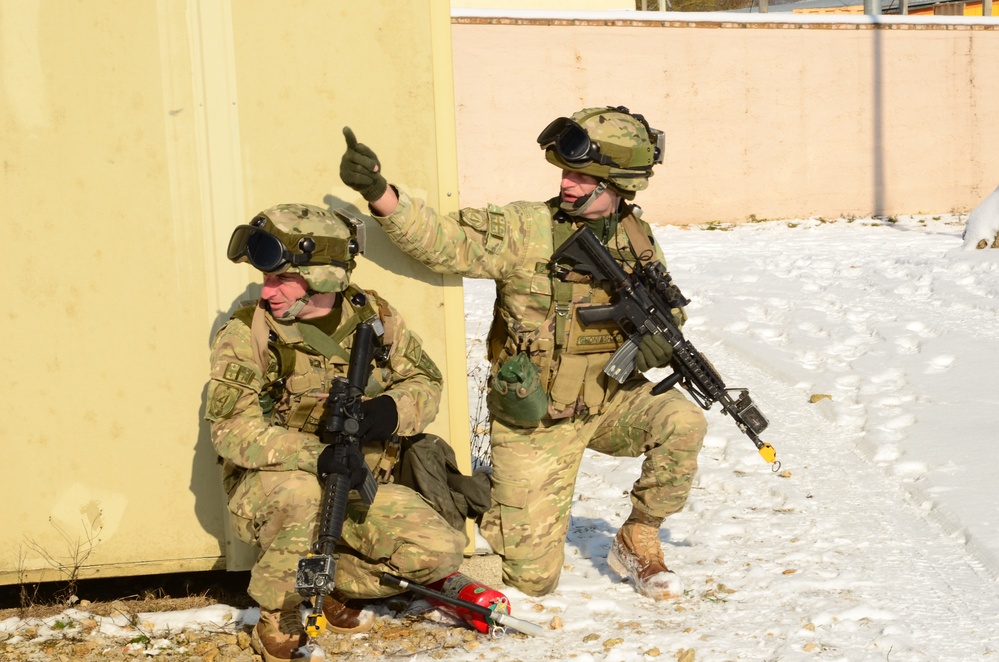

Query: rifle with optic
<box><xmin>550</xmin><ymin>225</ymin><xmax>777</xmax><ymax>466</ymax></box>
<box><xmin>295</xmin><ymin>314</ymin><xmax>381</xmax><ymax>638</ymax></box>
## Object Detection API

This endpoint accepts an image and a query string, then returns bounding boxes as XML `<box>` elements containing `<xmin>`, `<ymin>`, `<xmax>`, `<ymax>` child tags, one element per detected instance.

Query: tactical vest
<box><xmin>489</xmin><ymin>204</ymin><xmax>658</xmax><ymax>422</ymax></box>
<box><xmin>231</xmin><ymin>286</ymin><xmax>400</xmax><ymax>482</ymax></box>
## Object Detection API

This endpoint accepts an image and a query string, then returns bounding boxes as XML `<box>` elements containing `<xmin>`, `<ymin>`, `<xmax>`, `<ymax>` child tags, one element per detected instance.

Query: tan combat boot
<box><xmin>608</xmin><ymin>521</ymin><xmax>684</xmax><ymax>600</ymax></box>
<box><xmin>251</xmin><ymin>607</ymin><xmax>312</xmax><ymax>662</ymax></box>
<box><xmin>322</xmin><ymin>589</ymin><xmax>376</xmax><ymax>634</ymax></box>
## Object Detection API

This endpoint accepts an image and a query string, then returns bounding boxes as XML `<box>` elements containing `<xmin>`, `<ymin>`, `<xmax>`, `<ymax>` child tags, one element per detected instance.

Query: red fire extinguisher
<box><xmin>381</xmin><ymin>572</ymin><xmax>545</xmax><ymax>637</ymax></box>
<box><xmin>425</xmin><ymin>572</ymin><xmax>511</xmax><ymax>634</ymax></box>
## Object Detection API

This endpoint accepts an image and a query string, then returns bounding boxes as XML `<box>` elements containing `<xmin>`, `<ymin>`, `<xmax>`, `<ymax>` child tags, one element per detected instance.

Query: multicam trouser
<box><xmin>478</xmin><ymin>380</ymin><xmax>707</xmax><ymax>597</ymax></box>
<box><xmin>227</xmin><ymin>471</ymin><xmax>465</xmax><ymax>610</ymax></box>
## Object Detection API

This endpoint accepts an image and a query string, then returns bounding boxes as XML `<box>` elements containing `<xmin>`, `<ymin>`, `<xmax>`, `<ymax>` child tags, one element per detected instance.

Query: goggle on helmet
<box><xmin>537</xmin><ymin>106</ymin><xmax>665</xmax><ymax>199</ymax></box>
<box><xmin>227</xmin><ymin>204</ymin><xmax>366</xmax><ymax>293</ymax></box>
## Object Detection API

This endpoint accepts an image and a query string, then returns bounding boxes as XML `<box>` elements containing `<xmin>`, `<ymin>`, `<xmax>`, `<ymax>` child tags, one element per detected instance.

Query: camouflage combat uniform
<box><xmin>206</xmin><ymin>288</ymin><xmax>465</xmax><ymax>611</ymax></box>
<box><xmin>371</xmin><ymin>190</ymin><xmax>707</xmax><ymax>596</ymax></box>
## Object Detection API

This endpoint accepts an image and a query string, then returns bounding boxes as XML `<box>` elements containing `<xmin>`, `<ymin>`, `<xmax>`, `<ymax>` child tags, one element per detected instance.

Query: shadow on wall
<box><xmin>871</xmin><ymin>27</ymin><xmax>885</xmax><ymax>217</ymax></box>
<box><xmin>322</xmin><ymin>195</ymin><xmax>441</xmax><ymax>287</ymax></box>
<box><xmin>189</xmin><ymin>282</ymin><xmax>262</xmax><ymax>557</ymax></box>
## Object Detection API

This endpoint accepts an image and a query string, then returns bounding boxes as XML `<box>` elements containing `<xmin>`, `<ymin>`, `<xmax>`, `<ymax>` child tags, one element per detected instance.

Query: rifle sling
<box><xmin>621</xmin><ymin>211</ymin><xmax>655</xmax><ymax>266</ymax></box>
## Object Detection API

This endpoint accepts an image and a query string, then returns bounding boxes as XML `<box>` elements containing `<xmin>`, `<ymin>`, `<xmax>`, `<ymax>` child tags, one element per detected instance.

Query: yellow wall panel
<box><xmin>0</xmin><ymin>0</ymin><xmax>465</xmax><ymax>584</ymax></box>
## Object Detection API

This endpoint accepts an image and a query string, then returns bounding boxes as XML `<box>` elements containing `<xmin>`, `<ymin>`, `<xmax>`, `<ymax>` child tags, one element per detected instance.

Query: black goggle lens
<box><xmin>226</xmin><ymin>225</ymin><xmax>251</xmax><ymax>262</ymax></box>
<box><xmin>537</xmin><ymin>117</ymin><xmax>570</xmax><ymax>148</ymax></box>
<box><xmin>246</xmin><ymin>231</ymin><xmax>288</xmax><ymax>272</ymax></box>
<box><xmin>556</xmin><ymin>124</ymin><xmax>596</xmax><ymax>163</ymax></box>
<box><xmin>227</xmin><ymin>225</ymin><xmax>291</xmax><ymax>273</ymax></box>
<box><xmin>538</xmin><ymin>117</ymin><xmax>606</xmax><ymax>166</ymax></box>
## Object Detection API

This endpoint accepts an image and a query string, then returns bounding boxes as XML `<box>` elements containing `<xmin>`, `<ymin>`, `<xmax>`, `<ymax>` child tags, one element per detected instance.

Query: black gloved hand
<box><xmin>317</xmin><ymin>446</ymin><xmax>368</xmax><ymax>485</ymax></box>
<box><xmin>340</xmin><ymin>127</ymin><xmax>388</xmax><ymax>202</ymax></box>
<box><xmin>357</xmin><ymin>395</ymin><xmax>399</xmax><ymax>443</ymax></box>
<box><xmin>636</xmin><ymin>333</ymin><xmax>673</xmax><ymax>372</ymax></box>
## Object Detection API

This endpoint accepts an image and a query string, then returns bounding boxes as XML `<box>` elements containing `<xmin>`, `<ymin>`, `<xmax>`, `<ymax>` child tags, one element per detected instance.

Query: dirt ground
<box><xmin>0</xmin><ymin>570</ymin><xmax>509</xmax><ymax>661</ymax></box>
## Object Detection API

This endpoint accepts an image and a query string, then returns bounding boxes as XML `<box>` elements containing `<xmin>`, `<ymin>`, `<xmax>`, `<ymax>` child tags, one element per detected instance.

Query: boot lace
<box><xmin>277</xmin><ymin>607</ymin><xmax>305</xmax><ymax>635</ymax></box>
<box><xmin>628</xmin><ymin>523</ymin><xmax>666</xmax><ymax>568</ymax></box>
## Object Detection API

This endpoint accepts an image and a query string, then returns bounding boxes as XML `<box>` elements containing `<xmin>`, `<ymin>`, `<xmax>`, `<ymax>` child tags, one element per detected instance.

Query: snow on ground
<box><xmin>5</xmin><ymin>213</ymin><xmax>999</xmax><ymax>661</ymax></box>
<box><xmin>963</xmin><ymin>185</ymin><xmax>999</xmax><ymax>250</ymax></box>
<box><xmin>459</xmin><ymin>213</ymin><xmax>999</xmax><ymax>661</ymax></box>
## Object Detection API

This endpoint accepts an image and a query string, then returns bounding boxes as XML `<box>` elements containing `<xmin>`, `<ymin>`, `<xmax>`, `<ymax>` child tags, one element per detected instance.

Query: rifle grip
<box><xmin>576</xmin><ymin>303</ymin><xmax>618</xmax><ymax>326</ymax></box>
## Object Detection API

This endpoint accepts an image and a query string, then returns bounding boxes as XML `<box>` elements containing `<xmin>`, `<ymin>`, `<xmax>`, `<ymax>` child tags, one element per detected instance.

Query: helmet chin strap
<box><xmin>560</xmin><ymin>180</ymin><xmax>608</xmax><ymax>217</ymax></box>
<box><xmin>277</xmin><ymin>293</ymin><xmax>311</xmax><ymax>320</ymax></box>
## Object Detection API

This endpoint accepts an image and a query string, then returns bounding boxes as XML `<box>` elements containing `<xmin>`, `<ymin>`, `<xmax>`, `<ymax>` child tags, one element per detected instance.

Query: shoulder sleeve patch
<box><xmin>459</xmin><ymin>207</ymin><xmax>489</xmax><ymax>232</ymax></box>
<box><xmin>206</xmin><ymin>382</ymin><xmax>242</xmax><ymax>421</ymax></box>
<box><xmin>405</xmin><ymin>335</ymin><xmax>442</xmax><ymax>383</ymax></box>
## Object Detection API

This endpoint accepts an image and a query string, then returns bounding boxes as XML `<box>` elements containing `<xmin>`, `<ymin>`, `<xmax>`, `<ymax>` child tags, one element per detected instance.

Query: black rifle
<box><xmin>295</xmin><ymin>316</ymin><xmax>382</xmax><ymax>638</ymax></box>
<box><xmin>550</xmin><ymin>225</ymin><xmax>777</xmax><ymax>466</ymax></box>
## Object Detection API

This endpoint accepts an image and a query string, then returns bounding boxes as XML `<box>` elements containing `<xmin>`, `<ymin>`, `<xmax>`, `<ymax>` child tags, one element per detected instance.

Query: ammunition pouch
<box><xmin>547</xmin><ymin>351</ymin><xmax>615</xmax><ymax>420</ymax></box>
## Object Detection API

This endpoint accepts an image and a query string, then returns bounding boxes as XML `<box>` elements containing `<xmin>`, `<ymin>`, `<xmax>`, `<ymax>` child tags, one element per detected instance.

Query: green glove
<box><xmin>340</xmin><ymin>126</ymin><xmax>388</xmax><ymax>202</ymax></box>
<box><xmin>636</xmin><ymin>332</ymin><xmax>673</xmax><ymax>372</ymax></box>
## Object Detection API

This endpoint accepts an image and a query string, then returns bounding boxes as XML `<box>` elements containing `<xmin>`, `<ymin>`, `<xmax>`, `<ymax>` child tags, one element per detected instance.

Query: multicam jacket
<box><xmin>373</xmin><ymin>189</ymin><xmax>673</xmax><ymax>420</ymax></box>
<box><xmin>205</xmin><ymin>287</ymin><xmax>443</xmax><ymax>491</ymax></box>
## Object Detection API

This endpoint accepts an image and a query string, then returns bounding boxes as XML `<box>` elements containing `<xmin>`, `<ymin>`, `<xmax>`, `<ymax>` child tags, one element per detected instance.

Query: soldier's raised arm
<box><xmin>340</xmin><ymin>126</ymin><xmax>399</xmax><ymax>216</ymax></box>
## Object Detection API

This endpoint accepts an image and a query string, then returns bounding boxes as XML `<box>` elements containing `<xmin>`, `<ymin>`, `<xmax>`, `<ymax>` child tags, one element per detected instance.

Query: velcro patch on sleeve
<box><xmin>223</xmin><ymin>361</ymin><xmax>256</xmax><ymax>386</ymax></box>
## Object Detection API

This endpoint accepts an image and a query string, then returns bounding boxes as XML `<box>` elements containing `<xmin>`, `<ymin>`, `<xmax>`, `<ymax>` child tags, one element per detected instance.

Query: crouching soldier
<box><xmin>206</xmin><ymin>204</ymin><xmax>465</xmax><ymax>661</ymax></box>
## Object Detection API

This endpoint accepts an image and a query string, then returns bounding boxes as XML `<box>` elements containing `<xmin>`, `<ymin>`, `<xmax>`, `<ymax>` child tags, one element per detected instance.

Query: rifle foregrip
<box><xmin>651</xmin><ymin>371</ymin><xmax>683</xmax><ymax>395</ymax></box>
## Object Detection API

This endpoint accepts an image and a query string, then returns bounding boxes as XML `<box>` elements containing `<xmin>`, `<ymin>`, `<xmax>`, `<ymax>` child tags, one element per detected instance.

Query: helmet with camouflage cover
<box><xmin>227</xmin><ymin>203</ymin><xmax>364</xmax><ymax>295</ymax></box>
<box><xmin>537</xmin><ymin>106</ymin><xmax>663</xmax><ymax>200</ymax></box>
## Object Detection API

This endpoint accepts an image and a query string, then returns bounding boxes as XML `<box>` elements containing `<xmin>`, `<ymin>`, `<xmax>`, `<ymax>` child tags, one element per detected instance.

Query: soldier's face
<box><xmin>560</xmin><ymin>170</ymin><xmax>619</xmax><ymax>218</ymax></box>
<box><xmin>261</xmin><ymin>272</ymin><xmax>309</xmax><ymax>318</ymax></box>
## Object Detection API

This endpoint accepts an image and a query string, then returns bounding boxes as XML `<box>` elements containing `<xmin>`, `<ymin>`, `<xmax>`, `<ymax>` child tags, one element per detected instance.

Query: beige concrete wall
<box><xmin>0</xmin><ymin>0</ymin><xmax>465</xmax><ymax>585</ymax></box>
<box><xmin>451</xmin><ymin>13</ymin><xmax>999</xmax><ymax>224</ymax></box>
<box><xmin>453</xmin><ymin>1</ymin><xmax>634</xmax><ymax>9</ymax></box>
